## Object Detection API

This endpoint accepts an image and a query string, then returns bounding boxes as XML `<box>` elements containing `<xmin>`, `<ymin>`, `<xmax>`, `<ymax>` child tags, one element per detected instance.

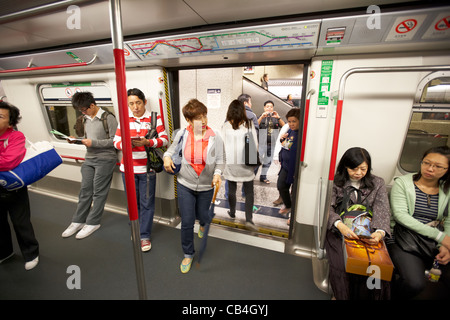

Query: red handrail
<box><xmin>0</xmin><ymin>55</ymin><xmax>97</xmax><ymax>74</ymax></box>
<box><xmin>300</xmin><ymin>89</ymin><xmax>315</xmax><ymax>163</ymax></box>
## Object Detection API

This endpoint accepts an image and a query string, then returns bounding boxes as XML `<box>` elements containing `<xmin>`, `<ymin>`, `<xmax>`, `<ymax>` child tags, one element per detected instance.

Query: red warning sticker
<box><xmin>385</xmin><ymin>15</ymin><xmax>426</xmax><ymax>41</ymax></box>
<box><xmin>435</xmin><ymin>16</ymin><xmax>450</xmax><ymax>31</ymax></box>
<box><xmin>422</xmin><ymin>13</ymin><xmax>450</xmax><ymax>40</ymax></box>
<box><xmin>395</xmin><ymin>19</ymin><xmax>417</xmax><ymax>33</ymax></box>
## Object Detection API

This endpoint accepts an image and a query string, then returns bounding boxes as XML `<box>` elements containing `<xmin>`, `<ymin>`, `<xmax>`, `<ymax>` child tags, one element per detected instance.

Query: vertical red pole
<box><xmin>158</xmin><ymin>94</ymin><xmax>165</xmax><ymax>129</ymax></box>
<box><xmin>109</xmin><ymin>0</ymin><xmax>147</xmax><ymax>300</ymax></box>
<box><xmin>300</xmin><ymin>99</ymin><xmax>310</xmax><ymax>163</ymax></box>
<box><xmin>328</xmin><ymin>100</ymin><xmax>344</xmax><ymax>181</ymax></box>
<box><xmin>113</xmin><ymin>49</ymin><xmax>139</xmax><ymax>221</ymax></box>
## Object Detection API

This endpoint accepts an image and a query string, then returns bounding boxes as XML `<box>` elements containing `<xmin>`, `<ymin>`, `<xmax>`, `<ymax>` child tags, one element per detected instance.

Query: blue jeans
<box><xmin>122</xmin><ymin>172</ymin><xmax>156</xmax><ymax>240</ymax></box>
<box><xmin>177</xmin><ymin>183</ymin><xmax>214</xmax><ymax>258</ymax></box>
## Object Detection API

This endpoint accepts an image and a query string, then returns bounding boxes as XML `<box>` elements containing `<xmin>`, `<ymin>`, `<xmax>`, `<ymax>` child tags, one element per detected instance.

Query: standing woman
<box><xmin>0</xmin><ymin>102</ymin><xmax>39</xmax><ymax>270</ymax></box>
<box><xmin>114</xmin><ymin>88</ymin><xmax>168</xmax><ymax>252</ymax></box>
<box><xmin>221</xmin><ymin>99</ymin><xmax>258</xmax><ymax>230</ymax></box>
<box><xmin>325</xmin><ymin>147</ymin><xmax>391</xmax><ymax>299</ymax></box>
<box><xmin>389</xmin><ymin>146</ymin><xmax>450</xmax><ymax>299</ymax></box>
<box><xmin>163</xmin><ymin>99</ymin><xmax>224</xmax><ymax>273</ymax></box>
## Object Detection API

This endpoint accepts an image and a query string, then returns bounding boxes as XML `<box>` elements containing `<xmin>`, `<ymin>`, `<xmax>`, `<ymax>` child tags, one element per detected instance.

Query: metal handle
<box><xmin>0</xmin><ymin>55</ymin><xmax>97</xmax><ymax>74</ymax></box>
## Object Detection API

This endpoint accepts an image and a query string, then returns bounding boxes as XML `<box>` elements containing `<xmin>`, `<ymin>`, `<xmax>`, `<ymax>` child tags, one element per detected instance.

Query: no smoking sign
<box><xmin>385</xmin><ymin>15</ymin><xmax>426</xmax><ymax>41</ymax></box>
<box><xmin>395</xmin><ymin>19</ymin><xmax>417</xmax><ymax>33</ymax></box>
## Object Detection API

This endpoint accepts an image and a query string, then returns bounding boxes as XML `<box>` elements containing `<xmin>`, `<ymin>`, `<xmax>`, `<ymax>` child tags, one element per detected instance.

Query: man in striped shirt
<box><xmin>114</xmin><ymin>88</ymin><xmax>168</xmax><ymax>252</ymax></box>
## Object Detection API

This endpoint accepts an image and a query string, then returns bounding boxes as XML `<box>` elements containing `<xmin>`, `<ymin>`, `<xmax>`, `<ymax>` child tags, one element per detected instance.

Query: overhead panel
<box><xmin>316</xmin><ymin>6</ymin><xmax>450</xmax><ymax>55</ymax></box>
<box><xmin>125</xmin><ymin>20</ymin><xmax>321</xmax><ymax>61</ymax></box>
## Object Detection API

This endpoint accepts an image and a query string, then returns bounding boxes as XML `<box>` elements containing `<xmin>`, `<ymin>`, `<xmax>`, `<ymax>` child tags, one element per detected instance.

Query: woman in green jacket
<box><xmin>389</xmin><ymin>146</ymin><xmax>450</xmax><ymax>299</ymax></box>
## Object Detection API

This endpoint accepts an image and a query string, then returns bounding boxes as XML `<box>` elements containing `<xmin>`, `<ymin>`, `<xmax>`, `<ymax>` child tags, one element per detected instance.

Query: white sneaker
<box><xmin>75</xmin><ymin>224</ymin><xmax>100</xmax><ymax>239</ymax></box>
<box><xmin>62</xmin><ymin>222</ymin><xmax>85</xmax><ymax>238</ymax></box>
<box><xmin>25</xmin><ymin>256</ymin><xmax>39</xmax><ymax>271</ymax></box>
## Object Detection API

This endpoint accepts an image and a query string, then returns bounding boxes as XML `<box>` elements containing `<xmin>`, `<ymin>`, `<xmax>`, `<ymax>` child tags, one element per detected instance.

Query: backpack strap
<box><xmin>338</xmin><ymin>186</ymin><xmax>373</xmax><ymax>218</ymax></box>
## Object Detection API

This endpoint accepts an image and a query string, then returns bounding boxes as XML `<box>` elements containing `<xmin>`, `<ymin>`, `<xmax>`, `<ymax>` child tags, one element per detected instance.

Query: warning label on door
<box><xmin>385</xmin><ymin>15</ymin><xmax>427</xmax><ymax>41</ymax></box>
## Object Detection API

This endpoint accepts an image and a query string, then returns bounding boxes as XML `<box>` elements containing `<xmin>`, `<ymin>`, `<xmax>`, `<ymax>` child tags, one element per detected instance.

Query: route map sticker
<box><xmin>422</xmin><ymin>13</ymin><xmax>450</xmax><ymax>40</ymax></box>
<box><xmin>385</xmin><ymin>15</ymin><xmax>426</xmax><ymax>41</ymax></box>
<box><xmin>126</xmin><ymin>21</ymin><xmax>320</xmax><ymax>60</ymax></box>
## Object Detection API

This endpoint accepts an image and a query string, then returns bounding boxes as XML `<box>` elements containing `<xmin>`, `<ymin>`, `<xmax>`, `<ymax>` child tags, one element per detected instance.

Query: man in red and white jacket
<box><xmin>113</xmin><ymin>88</ymin><xmax>168</xmax><ymax>252</ymax></box>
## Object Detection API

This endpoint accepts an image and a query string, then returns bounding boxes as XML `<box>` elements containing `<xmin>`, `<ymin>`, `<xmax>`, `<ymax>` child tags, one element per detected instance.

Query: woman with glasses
<box><xmin>389</xmin><ymin>146</ymin><xmax>450</xmax><ymax>299</ymax></box>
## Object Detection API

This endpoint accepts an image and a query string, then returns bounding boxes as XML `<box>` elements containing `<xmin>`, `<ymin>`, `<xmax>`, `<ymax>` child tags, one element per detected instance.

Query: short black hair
<box><xmin>127</xmin><ymin>88</ymin><xmax>146</xmax><ymax>102</ymax></box>
<box><xmin>237</xmin><ymin>93</ymin><xmax>251</xmax><ymax>104</ymax></box>
<box><xmin>72</xmin><ymin>91</ymin><xmax>96</xmax><ymax>110</ymax></box>
<box><xmin>0</xmin><ymin>101</ymin><xmax>21</xmax><ymax>127</ymax></box>
<box><xmin>286</xmin><ymin>108</ymin><xmax>300</xmax><ymax>120</ymax></box>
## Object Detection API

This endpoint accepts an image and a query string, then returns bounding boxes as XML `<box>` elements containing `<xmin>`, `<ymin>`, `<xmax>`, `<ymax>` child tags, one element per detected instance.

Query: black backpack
<box><xmin>74</xmin><ymin>108</ymin><xmax>115</xmax><ymax>137</ymax></box>
<box><xmin>144</xmin><ymin>112</ymin><xmax>164</xmax><ymax>173</ymax></box>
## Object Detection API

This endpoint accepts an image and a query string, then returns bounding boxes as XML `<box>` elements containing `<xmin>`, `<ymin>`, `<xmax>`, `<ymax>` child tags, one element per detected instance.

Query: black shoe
<box><xmin>227</xmin><ymin>210</ymin><xmax>235</xmax><ymax>218</ymax></box>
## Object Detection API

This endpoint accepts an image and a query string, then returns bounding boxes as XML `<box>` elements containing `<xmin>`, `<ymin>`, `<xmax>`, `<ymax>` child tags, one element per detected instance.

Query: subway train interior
<box><xmin>1</xmin><ymin>0</ymin><xmax>450</xmax><ymax>302</ymax></box>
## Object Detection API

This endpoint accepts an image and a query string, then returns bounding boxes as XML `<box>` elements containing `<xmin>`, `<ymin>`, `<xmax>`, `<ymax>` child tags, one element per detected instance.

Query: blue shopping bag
<box><xmin>0</xmin><ymin>140</ymin><xmax>62</xmax><ymax>191</ymax></box>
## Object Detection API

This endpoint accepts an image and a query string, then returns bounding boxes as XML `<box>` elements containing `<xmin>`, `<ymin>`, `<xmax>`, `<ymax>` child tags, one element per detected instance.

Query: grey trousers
<box><xmin>72</xmin><ymin>157</ymin><xmax>117</xmax><ymax>225</ymax></box>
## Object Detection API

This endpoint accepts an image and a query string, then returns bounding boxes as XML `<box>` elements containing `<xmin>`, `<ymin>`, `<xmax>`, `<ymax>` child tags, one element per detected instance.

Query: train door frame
<box><xmin>165</xmin><ymin>60</ymin><xmax>310</xmax><ymax>242</ymax></box>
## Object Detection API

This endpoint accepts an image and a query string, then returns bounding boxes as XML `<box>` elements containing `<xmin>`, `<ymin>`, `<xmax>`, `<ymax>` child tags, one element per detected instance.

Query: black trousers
<box><xmin>387</xmin><ymin>241</ymin><xmax>450</xmax><ymax>299</ymax></box>
<box><xmin>228</xmin><ymin>180</ymin><xmax>254</xmax><ymax>222</ymax></box>
<box><xmin>0</xmin><ymin>187</ymin><xmax>39</xmax><ymax>262</ymax></box>
<box><xmin>277</xmin><ymin>167</ymin><xmax>292</xmax><ymax>208</ymax></box>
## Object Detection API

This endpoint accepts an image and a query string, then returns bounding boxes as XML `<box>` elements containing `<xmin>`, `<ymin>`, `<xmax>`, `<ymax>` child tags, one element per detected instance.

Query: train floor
<box><xmin>0</xmin><ymin>192</ymin><xmax>330</xmax><ymax>301</ymax></box>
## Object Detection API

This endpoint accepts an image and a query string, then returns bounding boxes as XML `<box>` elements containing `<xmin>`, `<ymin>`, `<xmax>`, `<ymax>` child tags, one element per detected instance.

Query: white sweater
<box><xmin>221</xmin><ymin>121</ymin><xmax>258</xmax><ymax>182</ymax></box>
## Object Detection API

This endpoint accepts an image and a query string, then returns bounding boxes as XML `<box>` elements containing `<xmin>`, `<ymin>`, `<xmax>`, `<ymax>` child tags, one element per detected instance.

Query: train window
<box><xmin>400</xmin><ymin>73</ymin><xmax>450</xmax><ymax>172</ymax></box>
<box><xmin>418</xmin><ymin>77</ymin><xmax>450</xmax><ymax>104</ymax></box>
<box><xmin>39</xmin><ymin>83</ymin><xmax>114</xmax><ymax>140</ymax></box>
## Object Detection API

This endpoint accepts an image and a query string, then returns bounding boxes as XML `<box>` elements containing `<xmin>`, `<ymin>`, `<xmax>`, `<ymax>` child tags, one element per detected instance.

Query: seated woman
<box><xmin>325</xmin><ymin>147</ymin><xmax>391</xmax><ymax>300</ymax></box>
<box><xmin>389</xmin><ymin>146</ymin><xmax>450</xmax><ymax>299</ymax></box>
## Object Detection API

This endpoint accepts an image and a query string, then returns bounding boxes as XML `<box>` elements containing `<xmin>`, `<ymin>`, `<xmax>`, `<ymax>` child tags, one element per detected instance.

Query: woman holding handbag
<box><xmin>114</xmin><ymin>88</ymin><xmax>168</xmax><ymax>252</ymax></box>
<box><xmin>163</xmin><ymin>99</ymin><xmax>224</xmax><ymax>273</ymax></box>
<box><xmin>221</xmin><ymin>99</ymin><xmax>259</xmax><ymax>230</ymax></box>
<box><xmin>325</xmin><ymin>147</ymin><xmax>391</xmax><ymax>300</ymax></box>
<box><xmin>0</xmin><ymin>102</ymin><xmax>39</xmax><ymax>270</ymax></box>
<box><xmin>389</xmin><ymin>146</ymin><xmax>450</xmax><ymax>299</ymax></box>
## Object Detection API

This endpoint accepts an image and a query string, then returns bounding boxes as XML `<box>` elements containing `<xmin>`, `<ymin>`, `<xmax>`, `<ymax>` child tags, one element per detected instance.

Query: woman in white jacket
<box><xmin>221</xmin><ymin>100</ymin><xmax>258</xmax><ymax>230</ymax></box>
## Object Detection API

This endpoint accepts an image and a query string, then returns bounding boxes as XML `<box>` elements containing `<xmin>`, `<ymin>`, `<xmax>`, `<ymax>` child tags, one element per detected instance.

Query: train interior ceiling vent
<box><xmin>0</xmin><ymin>5</ymin><xmax>449</xmax><ymax>74</ymax></box>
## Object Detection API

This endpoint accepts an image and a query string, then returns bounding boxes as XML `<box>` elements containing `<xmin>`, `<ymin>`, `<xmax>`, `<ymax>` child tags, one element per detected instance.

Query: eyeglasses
<box><xmin>78</xmin><ymin>106</ymin><xmax>90</xmax><ymax>113</ymax></box>
<box><xmin>421</xmin><ymin>160</ymin><xmax>448</xmax><ymax>171</ymax></box>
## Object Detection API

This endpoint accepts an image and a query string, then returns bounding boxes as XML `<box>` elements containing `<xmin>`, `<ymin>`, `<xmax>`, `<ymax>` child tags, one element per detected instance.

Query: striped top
<box><xmin>413</xmin><ymin>185</ymin><xmax>439</xmax><ymax>224</ymax></box>
<box><xmin>113</xmin><ymin>110</ymin><xmax>168</xmax><ymax>174</ymax></box>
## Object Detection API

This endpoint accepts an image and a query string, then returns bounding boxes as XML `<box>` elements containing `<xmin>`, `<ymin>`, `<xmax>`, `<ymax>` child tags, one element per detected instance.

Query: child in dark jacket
<box><xmin>277</xmin><ymin>108</ymin><xmax>300</xmax><ymax>215</ymax></box>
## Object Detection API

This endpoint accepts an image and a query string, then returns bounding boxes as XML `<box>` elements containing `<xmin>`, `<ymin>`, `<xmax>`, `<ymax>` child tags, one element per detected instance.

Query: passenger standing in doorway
<box><xmin>62</xmin><ymin>92</ymin><xmax>118</xmax><ymax>239</ymax></box>
<box><xmin>325</xmin><ymin>147</ymin><xmax>391</xmax><ymax>300</ymax></box>
<box><xmin>277</xmin><ymin>108</ymin><xmax>300</xmax><ymax>215</ymax></box>
<box><xmin>163</xmin><ymin>99</ymin><xmax>224</xmax><ymax>273</ymax></box>
<box><xmin>388</xmin><ymin>146</ymin><xmax>450</xmax><ymax>299</ymax></box>
<box><xmin>114</xmin><ymin>88</ymin><xmax>168</xmax><ymax>252</ymax></box>
<box><xmin>222</xmin><ymin>100</ymin><xmax>258</xmax><ymax>231</ymax></box>
<box><xmin>0</xmin><ymin>102</ymin><xmax>39</xmax><ymax>270</ymax></box>
<box><xmin>237</xmin><ymin>94</ymin><xmax>259</xmax><ymax>133</ymax></box>
<box><xmin>257</xmin><ymin>100</ymin><xmax>285</xmax><ymax>184</ymax></box>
